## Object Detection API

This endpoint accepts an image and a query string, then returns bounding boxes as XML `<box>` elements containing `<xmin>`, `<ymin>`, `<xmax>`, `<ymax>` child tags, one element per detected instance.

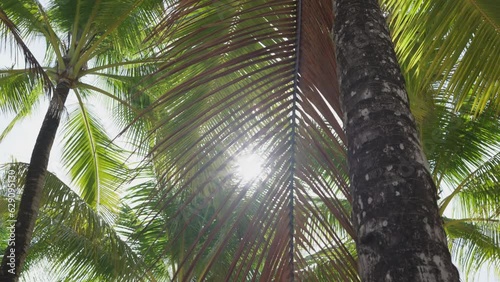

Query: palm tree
<box><xmin>130</xmin><ymin>0</ymin><xmax>498</xmax><ymax>280</ymax></box>
<box><xmin>0</xmin><ymin>0</ymin><xmax>164</xmax><ymax>279</ymax></box>
<box><xmin>333</xmin><ymin>0</ymin><xmax>460</xmax><ymax>279</ymax></box>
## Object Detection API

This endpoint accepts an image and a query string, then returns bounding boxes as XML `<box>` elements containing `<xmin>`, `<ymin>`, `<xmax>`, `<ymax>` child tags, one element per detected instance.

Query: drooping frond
<box><xmin>131</xmin><ymin>0</ymin><xmax>357</xmax><ymax>280</ymax></box>
<box><xmin>0</xmin><ymin>70</ymin><xmax>44</xmax><ymax>142</ymax></box>
<box><xmin>445</xmin><ymin>218</ymin><xmax>500</xmax><ymax>280</ymax></box>
<box><xmin>61</xmin><ymin>101</ymin><xmax>129</xmax><ymax>217</ymax></box>
<box><xmin>456</xmin><ymin>153</ymin><xmax>500</xmax><ymax>219</ymax></box>
<box><xmin>440</xmin><ymin>151</ymin><xmax>500</xmax><ymax>219</ymax></box>
<box><xmin>0</xmin><ymin>70</ymin><xmax>42</xmax><ymax>114</ymax></box>
<box><xmin>0</xmin><ymin>163</ymin><xmax>152</xmax><ymax>281</ymax></box>
<box><xmin>384</xmin><ymin>0</ymin><xmax>500</xmax><ymax>115</ymax></box>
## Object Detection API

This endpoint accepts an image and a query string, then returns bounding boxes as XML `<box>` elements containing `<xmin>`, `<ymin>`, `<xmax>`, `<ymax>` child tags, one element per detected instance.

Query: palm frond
<box><xmin>0</xmin><ymin>70</ymin><xmax>44</xmax><ymax>143</ymax></box>
<box><xmin>0</xmin><ymin>162</ymin><xmax>152</xmax><ymax>281</ymax></box>
<box><xmin>61</xmin><ymin>100</ymin><xmax>129</xmax><ymax>216</ymax></box>
<box><xmin>128</xmin><ymin>0</ymin><xmax>357</xmax><ymax>280</ymax></box>
<box><xmin>384</xmin><ymin>0</ymin><xmax>500</xmax><ymax>115</ymax></box>
<box><xmin>0</xmin><ymin>6</ymin><xmax>53</xmax><ymax>93</ymax></box>
<box><xmin>300</xmin><ymin>241</ymin><xmax>358</xmax><ymax>281</ymax></box>
<box><xmin>0</xmin><ymin>70</ymin><xmax>42</xmax><ymax>114</ymax></box>
<box><xmin>83</xmin><ymin>62</ymin><xmax>162</xmax><ymax>155</ymax></box>
<box><xmin>445</xmin><ymin>218</ymin><xmax>500</xmax><ymax>280</ymax></box>
<box><xmin>440</xmin><ymin>151</ymin><xmax>500</xmax><ymax>218</ymax></box>
<box><xmin>53</xmin><ymin>0</ymin><xmax>164</xmax><ymax>72</ymax></box>
<box><xmin>418</xmin><ymin>94</ymin><xmax>500</xmax><ymax>187</ymax></box>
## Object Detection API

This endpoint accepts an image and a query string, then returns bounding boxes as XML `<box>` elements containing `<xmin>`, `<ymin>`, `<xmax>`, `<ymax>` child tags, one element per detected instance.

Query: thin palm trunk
<box><xmin>333</xmin><ymin>0</ymin><xmax>460</xmax><ymax>281</ymax></box>
<box><xmin>0</xmin><ymin>81</ymin><xmax>70</xmax><ymax>281</ymax></box>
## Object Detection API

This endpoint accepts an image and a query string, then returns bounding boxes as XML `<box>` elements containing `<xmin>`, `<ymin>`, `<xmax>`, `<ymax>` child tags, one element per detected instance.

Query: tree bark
<box><xmin>0</xmin><ymin>81</ymin><xmax>70</xmax><ymax>281</ymax></box>
<box><xmin>333</xmin><ymin>0</ymin><xmax>460</xmax><ymax>281</ymax></box>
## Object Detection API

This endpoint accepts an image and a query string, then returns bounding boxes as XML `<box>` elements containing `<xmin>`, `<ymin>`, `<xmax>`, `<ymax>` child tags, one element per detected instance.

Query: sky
<box><xmin>0</xmin><ymin>3</ymin><xmax>499</xmax><ymax>282</ymax></box>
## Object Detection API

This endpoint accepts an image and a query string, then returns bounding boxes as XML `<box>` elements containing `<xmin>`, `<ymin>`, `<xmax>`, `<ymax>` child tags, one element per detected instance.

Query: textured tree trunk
<box><xmin>0</xmin><ymin>81</ymin><xmax>70</xmax><ymax>281</ymax></box>
<box><xmin>333</xmin><ymin>0</ymin><xmax>460</xmax><ymax>281</ymax></box>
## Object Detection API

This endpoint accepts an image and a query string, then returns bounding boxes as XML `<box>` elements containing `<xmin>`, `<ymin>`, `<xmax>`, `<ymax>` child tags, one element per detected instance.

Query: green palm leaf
<box><xmin>0</xmin><ymin>162</ymin><xmax>153</xmax><ymax>281</ymax></box>
<box><xmin>0</xmin><ymin>70</ymin><xmax>44</xmax><ymax>143</ymax></box>
<box><xmin>0</xmin><ymin>70</ymin><xmax>42</xmax><ymax>115</ymax></box>
<box><xmin>419</xmin><ymin>95</ymin><xmax>500</xmax><ymax>187</ymax></box>
<box><xmin>440</xmin><ymin>151</ymin><xmax>500</xmax><ymax>219</ymax></box>
<box><xmin>445</xmin><ymin>219</ymin><xmax>500</xmax><ymax>279</ymax></box>
<box><xmin>61</xmin><ymin>101</ymin><xmax>129</xmax><ymax>216</ymax></box>
<box><xmin>384</xmin><ymin>0</ymin><xmax>500</xmax><ymax>115</ymax></box>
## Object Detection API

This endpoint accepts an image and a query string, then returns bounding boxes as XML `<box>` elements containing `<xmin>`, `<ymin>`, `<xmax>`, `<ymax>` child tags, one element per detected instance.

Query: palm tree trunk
<box><xmin>333</xmin><ymin>0</ymin><xmax>460</xmax><ymax>281</ymax></box>
<box><xmin>0</xmin><ymin>81</ymin><xmax>70</xmax><ymax>281</ymax></box>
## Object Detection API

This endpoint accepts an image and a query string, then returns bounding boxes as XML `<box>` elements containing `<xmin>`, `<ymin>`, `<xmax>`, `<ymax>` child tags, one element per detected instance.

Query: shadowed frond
<box><xmin>440</xmin><ymin>151</ymin><xmax>500</xmax><ymax>219</ymax></box>
<box><xmin>418</xmin><ymin>95</ymin><xmax>500</xmax><ymax>187</ymax></box>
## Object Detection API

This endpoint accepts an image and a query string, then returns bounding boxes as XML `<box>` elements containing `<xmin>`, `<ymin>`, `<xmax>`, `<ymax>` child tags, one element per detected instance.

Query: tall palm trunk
<box><xmin>333</xmin><ymin>0</ymin><xmax>460</xmax><ymax>281</ymax></box>
<box><xmin>0</xmin><ymin>81</ymin><xmax>70</xmax><ymax>281</ymax></box>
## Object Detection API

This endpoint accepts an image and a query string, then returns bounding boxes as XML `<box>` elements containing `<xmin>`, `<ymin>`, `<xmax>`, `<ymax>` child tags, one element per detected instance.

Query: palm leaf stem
<box><xmin>77</xmin><ymin>82</ymin><xmax>133</xmax><ymax>109</ymax></box>
<box><xmin>33</xmin><ymin>2</ymin><xmax>64</xmax><ymax>68</ymax></box>
<box><xmin>73</xmin><ymin>88</ymin><xmax>100</xmax><ymax>208</ymax></box>
<box><xmin>445</xmin><ymin>218</ymin><xmax>499</xmax><ymax>227</ymax></box>
<box><xmin>74</xmin><ymin>0</ymin><xmax>145</xmax><ymax>72</ymax></box>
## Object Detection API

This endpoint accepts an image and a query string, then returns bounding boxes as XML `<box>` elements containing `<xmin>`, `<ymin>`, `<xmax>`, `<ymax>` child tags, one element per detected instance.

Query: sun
<box><xmin>235</xmin><ymin>153</ymin><xmax>264</xmax><ymax>183</ymax></box>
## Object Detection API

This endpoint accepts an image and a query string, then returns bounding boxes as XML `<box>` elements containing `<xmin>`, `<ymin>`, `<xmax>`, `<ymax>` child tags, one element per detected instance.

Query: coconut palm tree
<box><xmin>0</xmin><ymin>0</ymin><xmax>164</xmax><ymax>279</ymax></box>
<box><xmin>332</xmin><ymin>0</ymin><xmax>460</xmax><ymax>279</ymax></box>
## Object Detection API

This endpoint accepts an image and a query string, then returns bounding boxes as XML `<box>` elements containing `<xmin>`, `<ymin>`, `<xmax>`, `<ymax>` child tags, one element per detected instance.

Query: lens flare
<box><xmin>235</xmin><ymin>153</ymin><xmax>264</xmax><ymax>183</ymax></box>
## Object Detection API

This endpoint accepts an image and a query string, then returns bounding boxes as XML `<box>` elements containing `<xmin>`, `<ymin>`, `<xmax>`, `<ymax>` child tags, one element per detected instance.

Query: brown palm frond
<box><xmin>130</xmin><ymin>0</ymin><xmax>357</xmax><ymax>280</ymax></box>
